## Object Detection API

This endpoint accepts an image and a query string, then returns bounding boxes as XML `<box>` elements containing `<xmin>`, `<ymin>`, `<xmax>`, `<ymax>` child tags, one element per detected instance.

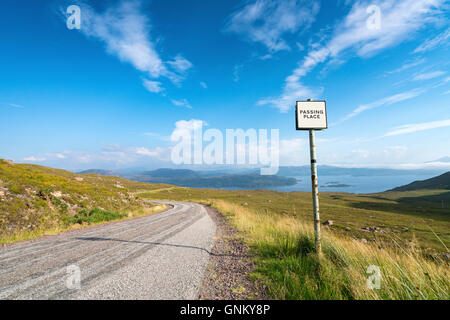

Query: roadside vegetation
<box><xmin>140</xmin><ymin>187</ymin><xmax>450</xmax><ymax>300</ymax></box>
<box><xmin>2</xmin><ymin>159</ymin><xmax>448</xmax><ymax>299</ymax></box>
<box><xmin>0</xmin><ymin>159</ymin><xmax>167</xmax><ymax>244</ymax></box>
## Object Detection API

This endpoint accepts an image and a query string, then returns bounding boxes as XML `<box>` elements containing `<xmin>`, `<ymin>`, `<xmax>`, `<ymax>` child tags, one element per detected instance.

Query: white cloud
<box><xmin>257</xmin><ymin>81</ymin><xmax>322</xmax><ymax>113</ymax></box>
<box><xmin>143</xmin><ymin>132</ymin><xmax>160</xmax><ymax>137</ymax></box>
<box><xmin>167</xmin><ymin>55</ymin><xmax>193</xmax><ymax>73</ymax></box>
<box><xmin>8</xmin><ymin>103</ymin><xmax>25</xmax><ymax>109</ymax></box>
<box><xmin>384</xmin><ymin>119</ymin><xmax>450</xmax><ymax>136</ymax></box>
<box><xmin>296</xmin><ymin>42</ymin><xmax>305</xmax><ymax>51</ymax></box>
<box><xmin>135</xmin><ymin>147</ymin><xmax>169</xmax><ymax>160</ymax></box>
<box><xmin>414</xmin><ymin>27</ymin><xmax>450</xmax><ymax>53</ymax></box>
<box><xmin>80</xmin><ymin>1</ymin><xmax>166</xmax><ymax>78</ymax></box>
<box><xmin>54</xmin><ymin>145</ymin><xmax>171</xmax><ymax>166</ymax></box>
<box><xmin>326</xmin><ymin>162</ymin><xmax>450</xmax><ymax>170</ymax></box>
<box><xmin>351</xmin><ymin>149</ymin><xmax>371</xmax><ymax>160</ymax></box>
<box><xmin>23</xmin><ymin>156</ymin><xmax>46</xmax><ymax>162</ymax></box>
<box><xmin>383</xmin><ymin>146</ymin><xmax>408</xmax><ymax>159</ymax></box>
<box><xmin>225</xmin><ymin>0</ymin><xmax>320</xmax><ymax>52</ymax></box>
<box><xmin>171</xmin><ymin>99</ymin><xmax>192</xmax><ymax>109</ymax></box>
<box><xmin>170</xmin><ymin>119</ymin><xmax>205</xmax><ymax>142</ymax></box>
<box><xmin>233</xmin><ymin>65</ymin><xmax>243</xmax><ymax>82</ymax></box>
<box><xmin>142</xmin><ymin>79</ymin><xmax>164</xmax><ymax>93</ymax></box>
<box><xmin>385</xmin><ymin>58</ymin><xmax>426</xmax><ymax>75</ymax></box>
<box><xmin>278</xmin><ymin>137</ymin><xmax>339</xmax><ymax>165</ymax></box>
<box><xmin>200</xmin><ymin>82</ymin><xmax>208</xmax><ymax>89</ymax></box>
<box><xmin>74</xmin><ymin>1</ymin><xmax>192</xmax><ymax>93</ymax></box>
<box><xmin>278</xmin><ymin>138</ymin><xmax>309</xmax><ymax>165</ymax></box>
<box><xmin>413</xmin><ymin>70</ymin><xmax>446</xmax><ymax>81</ymax></box>
<box><xmin>339</xmin><ymin>88</ymin><xmax>425</xmax><ymax>122</ymax></box>
<box><xmin>258</xmin><ymin>0</ymin><xmax>446</xmax><ymax>112</ymax></box>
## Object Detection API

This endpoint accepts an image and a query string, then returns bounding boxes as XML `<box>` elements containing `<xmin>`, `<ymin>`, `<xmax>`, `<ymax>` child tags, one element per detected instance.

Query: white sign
<box><xmin>296</xmin><ymin>100</ymin><xmax>327</xmax><ymax>130</ymax></box>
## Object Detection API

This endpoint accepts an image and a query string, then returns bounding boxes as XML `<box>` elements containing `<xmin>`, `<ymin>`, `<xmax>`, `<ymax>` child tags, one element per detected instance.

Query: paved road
<box><xmin>0</xmin><ymin>201</ymin><xmax>216</xmax><ymax>300</ymax></box>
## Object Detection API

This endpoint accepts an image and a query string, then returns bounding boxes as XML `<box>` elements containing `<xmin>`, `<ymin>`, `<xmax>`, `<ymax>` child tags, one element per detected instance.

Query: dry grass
<box><xmin>0</xmin><ymin>159</ymin><xmax>169</xmax><ymax>244</ymax></box>
<box><xmin>0</xmin><ymin>204</ymin><xmax>167</xmax><ymax>245</ymax></box>
<box><xmin>207</xmin><ymin>199</ymin><xmax>449</xmax><ymax>300</ymax></box>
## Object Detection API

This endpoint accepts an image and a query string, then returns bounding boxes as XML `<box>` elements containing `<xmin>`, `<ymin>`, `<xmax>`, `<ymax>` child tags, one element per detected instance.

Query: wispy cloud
<box><xmin>200</xmin><ymin>81</ymin><xmax>208</xmax><ymax>89</ymax></box>
<box><xmin>23</xmin><ymin>156</ymin><xmax>46</xmax><ymax>162</ymax></box>
<box><xmin>80</xmin><ymin>1</ymin><xmax>165</xmax><ymax>77</ymax></box>
<box><xmin>225</xmin><ymin>0</ymin><xmax>320</xmax><ymax>53</ymax></box>
<box><xmin>413</xmin><ymin>70</ymin><xmax>446</xmax><ymax>81</ymax></box>
<box><xmin>384</xmin><ymin>119</ymin><xmax>450</xmax><ymax>137</ymax></box>
<box><xmin>414</xmin><ymin>27</ymin><xmax>450</xmax><ymax>53</ymax></box>
<box><xmin>256</xmin><ymin>82</ymin><xmax>322</xmax><ymax>113</ymax></box>
<box><xmin>167</xmin><ymin>55</ymin><xmax>193</xmax><ymax>74</ymax></box>
<box><xmin>72</xmin><ymin>0</ymin><xmax>192</xmax><ymax>93</ymax></box>
<box><xmin>385</xmin><ymin>58</ymin><xmax>426</xmax><ymax>75</ymax></box>
<box><xmin>171</xmin><ymin>98</ymin><xmax>192</xmax><ymax>109</ymax></box>
<box><xmin>258</xmin><ymin>0</ymin><xmax>446</xmax><ymax>112</ymax></box>
<box><xmin>339</xmin><ymin>88</ymin><xmax>426</xmax><ymax>123</ymax></box>
<box><xmin>142</xmin><ymin>79</ymin><xmax>165</xmax><ymax>93</ymax></box>
<box><xmin>57</xmin><ymin>145</ymin><xmax>170</xmax><ymax>165</ymax></box>
<box><xmin>143</xmin><ymin>132</ymin><xmax>160</xmax><ymax>137</ymax></box>
<box><xmin>233</xmin><ymin>64</ymin><xmax>243</xmax><ymax>82</ymax></box>
<box><xmin>7</xmin><ymin>103</ymin><xmax>25</xmax><ymax>109</ymax></box>
<box><xmin>170</xmin><ymin>119</ymin><xmax>205</xmax><ymax>144</ymax></box>
<box><xmin>135</xmin><ymin>147</ymin><xmax>169</xmax><ymax>159</ymax></box>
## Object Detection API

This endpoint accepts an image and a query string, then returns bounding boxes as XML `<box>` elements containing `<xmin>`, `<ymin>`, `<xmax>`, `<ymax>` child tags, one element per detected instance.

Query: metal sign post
<box><xmin>296</xmin><ymin>99</ymin><xmax>328</xmax><ymax>254</ymax></box>
<box><xmin>309</xmin><ymin>129</ymin><xmax>321</xmax><ymax>253</ymax></box>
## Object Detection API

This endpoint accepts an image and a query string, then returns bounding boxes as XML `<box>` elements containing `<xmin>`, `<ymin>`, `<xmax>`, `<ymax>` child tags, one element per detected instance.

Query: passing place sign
<box><xmin>296</xmin><ymin>100</ymin><xmax>327</xmax><ymax>130</ymax></box>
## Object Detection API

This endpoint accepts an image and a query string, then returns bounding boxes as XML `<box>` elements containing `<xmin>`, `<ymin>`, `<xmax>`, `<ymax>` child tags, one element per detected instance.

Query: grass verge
<box><xmin>0</xmin><ymin>204</ymin><xmax>166</xmax><ymax>245</ymax></box>
<box><xmin>204</xmin><ymin>199</ymin><xmax>449</xmax><ymax>300</ymax></box>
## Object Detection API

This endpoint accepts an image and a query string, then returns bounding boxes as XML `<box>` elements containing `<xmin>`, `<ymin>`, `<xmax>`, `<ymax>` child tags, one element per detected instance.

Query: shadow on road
<box><xmin>75</xmin><ymin>237</ymin><xmax>245</xmax><ymax>258</ymax></box>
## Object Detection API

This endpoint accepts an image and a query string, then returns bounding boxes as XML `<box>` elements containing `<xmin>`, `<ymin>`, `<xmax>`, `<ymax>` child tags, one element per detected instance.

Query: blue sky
<box><xmin>0</xmin><ymin>0</ymin><xmax>449</xmax><ymax>171</ymax></box>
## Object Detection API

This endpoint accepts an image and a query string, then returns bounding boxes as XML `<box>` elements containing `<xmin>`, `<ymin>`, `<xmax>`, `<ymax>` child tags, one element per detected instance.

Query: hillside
<box><xmin>76</xmin><ymin>166</ymin><xmax>448</xmax><ymax>190</ymax></box>
<box><xmin>140</xmin><ymin>168</ymin><xmax>201</xmax><ymax>179</ymax></box>
<box><xmin>0</xmin><ymin>159</ymin><xmax>167</xmax><ymax>243</ymax></box>
<box><xmin>139</xmin><ymin>185</ymin><xmax>449</xmax><ymax>252</ymax></box>
<box><xmin>426</xmin><ymin>156</ymin><xmax>450</xmax><ymax>163</ymax></box>
<box><xmin>78</xmin><ymin>169</ymin><xmax>118</xmax><ymax>176</ymax></box>
<box><xmin>277</xmin><ymin>165</ymin><xmax>445</xmax><ymax>177</ymax></box>
<box><xmin>127</xmin><ymin>168</ymin><xmax>297</xmax><ymax>188</ymax></box>
<box><xmin>1</xmin><ymin>160</ymin><xmax>448</xmax><ymax>300</ymax></box>
<box><xmin>139</xmin><ymin>186</ymin><xmax>449</xmax><ymax>299</ymax></box>
<box><xmin>133</xmin><ymin>174</ymin><xmax>297</xmax><ymax>188</ymax></box>
<box><xmin>391</xmin><ymin>172</ymin><xmax>450</xmax><ymax>191</ymax></box>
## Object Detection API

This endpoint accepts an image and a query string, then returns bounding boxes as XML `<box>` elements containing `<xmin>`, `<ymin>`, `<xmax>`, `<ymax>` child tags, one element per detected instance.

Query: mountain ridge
<box><xmin>390</xmin><ymin>171</ymin><xmax>450</xmax><ymax>191</ymax></box>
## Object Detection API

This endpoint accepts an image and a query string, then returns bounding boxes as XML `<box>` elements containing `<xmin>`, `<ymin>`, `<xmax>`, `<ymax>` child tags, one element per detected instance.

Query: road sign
<box><xmin>295</xmin><ymin>100</ymin><xmax>327</xmax><ymax>130</ymax></box>
<box><xmin>295</xmin><ymin>99</ymin><xmax>328</xmax><ymax>254</ymax></box>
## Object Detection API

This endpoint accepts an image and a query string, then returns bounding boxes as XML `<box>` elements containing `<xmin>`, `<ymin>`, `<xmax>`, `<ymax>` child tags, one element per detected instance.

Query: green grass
<box><xmin>138</xmin><ymin>187</ymin><xmax>449</xmax><ymax>252</ymax></box>
<box><xmin>0</xmin><ymin>159</ymin><xmax>167</xmax><ymax>243</ymax></box>
<box><xmin>139</xmin><ymin>186</ymin><xmax>449</xmax><ymax>300</ymax></box>
<box><xmin>213</xmin><ymin>200</ymin><xmax>448</xmax><ymax>299</ymax></box>
<box><xmin>2</xmin><ymin>159</ymin><xmax>448</xmax><ymax>299</ymax></box>
<box><xmin>70</xmin><ymin>208</ymin><xmax>127</xmax><ymax>224</ymax></box>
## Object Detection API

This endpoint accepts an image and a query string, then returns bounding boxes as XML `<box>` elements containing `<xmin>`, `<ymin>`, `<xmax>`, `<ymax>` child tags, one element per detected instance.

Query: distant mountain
<box><xmin>77</xmin><ymin>166</ymin><xmax>448</xmax><ymax>190</ymax></box>
<box><xmin>132</xmin><ymin>174</ymin><xmax>297</xmax><ymax>188</ymax></box>
<box><xmin>426</xmin><ymin>156</ymin><xmax>450</xmax><ymax>163</ymax></box>
<box><xmin>78</xmin><ymin>168</ymin><xmax>295</xmax><ymax>188</ymax></box>
<box><xmin>391</xmin><ymin>172</ymin><xmax>450</xmax><ymax>191</ymax></box>
<box><xmin>277</xmin><ymin>165</ymin><xmax>444</xmax><ymax>177</ymax></box>
<box><xmin>78</xmin><ymin>169</ymin><xmax>118</xmax><ymax>176</ymax></box>
<box><xmin>141</xmin><ymin>168</ymin><xmax>200</xmax><ymax>178</ymax></box>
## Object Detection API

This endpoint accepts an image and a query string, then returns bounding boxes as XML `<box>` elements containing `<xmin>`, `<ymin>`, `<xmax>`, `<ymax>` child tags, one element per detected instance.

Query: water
<box><xmin>218</xmin><ymin>173</ymin><xmax>440</xmax><ymax>194</ymax></box>
<box><xmin>269</xmin><ymin>174</ymin><xmax>438</xmax><ymax>194</ymax></box>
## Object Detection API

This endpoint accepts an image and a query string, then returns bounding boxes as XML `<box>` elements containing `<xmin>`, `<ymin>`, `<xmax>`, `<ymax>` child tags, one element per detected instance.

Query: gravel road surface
<box><xmin>0</xmin><ymin>201</ymin><xmax>216</xmax><ymax>300</ymax></box>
